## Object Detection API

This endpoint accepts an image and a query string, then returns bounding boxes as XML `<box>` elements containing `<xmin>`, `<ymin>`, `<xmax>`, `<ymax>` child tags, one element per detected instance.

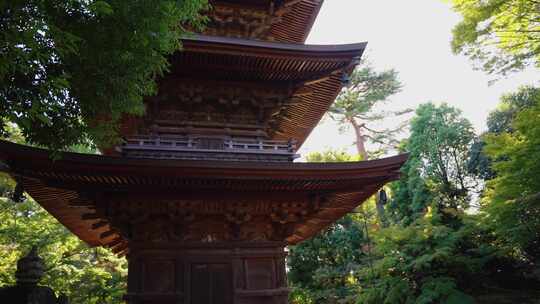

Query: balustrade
<box><xmin>121</xmin><ymin>136</ymin><xmax>298</xmax><ymax>161</ymax></box>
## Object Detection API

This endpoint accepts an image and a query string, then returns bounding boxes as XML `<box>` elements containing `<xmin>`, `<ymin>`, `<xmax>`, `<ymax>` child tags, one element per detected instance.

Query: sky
<box><xmin>298</xmin><ymin>0</ymin><xmax>539</xmax><ymax>156</ymax></box>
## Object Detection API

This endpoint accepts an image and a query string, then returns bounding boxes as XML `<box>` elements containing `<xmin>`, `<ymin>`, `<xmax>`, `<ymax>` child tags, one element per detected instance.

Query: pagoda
<box><xmin>0</xmin><ymin>1</ymin><xmax>407</xmax><ymax>303</ymax></box>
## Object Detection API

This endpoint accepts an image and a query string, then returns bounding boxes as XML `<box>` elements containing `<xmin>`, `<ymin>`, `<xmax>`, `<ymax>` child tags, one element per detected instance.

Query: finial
<box><xmin>15</xmin><ymin>246</ymin><xmax>45</xmax><ymax>285</ymax></box>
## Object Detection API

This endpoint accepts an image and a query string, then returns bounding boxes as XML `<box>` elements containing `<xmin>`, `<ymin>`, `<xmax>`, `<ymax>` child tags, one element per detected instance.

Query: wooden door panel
<box><xmin>191</xmin><ymin>263</ymin><xmax>232</xmax><ymax>304</ymax></box>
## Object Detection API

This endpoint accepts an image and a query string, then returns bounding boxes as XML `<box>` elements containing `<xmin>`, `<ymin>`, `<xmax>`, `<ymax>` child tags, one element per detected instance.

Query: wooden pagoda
<box><xmin>0</xmin><ymin>1</ymin><xmax>407</xmax><ymax>303</ymax></box>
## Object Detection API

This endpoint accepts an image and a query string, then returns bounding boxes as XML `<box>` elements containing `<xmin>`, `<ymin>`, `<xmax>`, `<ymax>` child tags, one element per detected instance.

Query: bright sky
<box><xmin>299</xmin><ymin>0</ymin><xmax>539</xmax><ymax>156</ymax></box>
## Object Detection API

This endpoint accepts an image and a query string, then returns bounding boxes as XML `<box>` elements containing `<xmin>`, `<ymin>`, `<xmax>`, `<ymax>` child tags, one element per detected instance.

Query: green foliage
<box><xmin>295</xmin><ymin>92</ymin><xmax>540</xmax><ymax>304</ymax></box>
<box><xmin>289</xmin><ymin>150</ymin><xmax>371</xmax><ymax>304</ymax></box>
<box><xmin>361</xmin><ymin>102</ymin><xmax>519</xmax><ymax>302</ymax></box>
<box><xmin>0</xmin><ymin>195</ymin><xmax>128</xmax><ymax>303</ymax></box>
<box><xmin>487</xmin><ymin>86</ymin><xmax>540</xmax><ymax>134</ymax></box>
<box><xmin>466</xmin><ymin>139</ymin><xmax>495</xmax><ymax>181</ymax></box>
<box><xmin>288</xmin><ymin>215</ymin><xmax>367</xmax><ymax>304</ymax></box>
<box><xmin>373</xmin><ymin>94</ymin><xmax>540</xmax><ymax>304</ymax></box>
<box><xmin>408</xmin><ymin>103</ymin><xmax>476</xmax><ymax>211</ymax></box>
<box><xmin>331</xmin><ymin>65</ymin><xmax>402</xmax><ymax>121</ymax></box>
<box><xmin>329</xmin><ymin>62</ymin><xmax>406</xmax><ymax>158</ymax></box>
<box><xmin>294</xmin><ymin>95</ymin><xmax>540</xmax><ymax>304</ymax></box>
<box><xmin>483</xmin><ymin>94</ymin><xmax>540</xmax><ymax>261</ymax></box>
<box><xmin>467</xmin><ymin>86</ymin><xmax>539</xmax><ymax>180</ymax></box>
<box><xmin>0</xmin><ymin>125</ymin><xmax>124</xmax><ymax>302</ymax></box>
<box><xmin>0</xmin><ymin>0</ymin><xmax>208</xmax><ymax>151</ymax></box>
<box><xmin>388</xmin><ymin>103</ymin><xmax>476</xmax><ymax>224</ymax></box>
<box><xmin>448</xmin><ymin>0</ymin><xmax>540</xmax><ymax>75</ymax></box>
<box><xmin>355</xmin><ymin>210</ymin><xmax>537</xmax><ymax>304</ymax></box>
<box><xmin>358</xmin><ymin>208</ymin><xmax>540</xmax><ymax>303</ymax></box>
<box><xmin>0</xmin><ymin>123</ymin><xmax>25</xmax><ymax>197</ymax></box>
<box><xmin>305</xmin><ymin>150</ymin><xmax>363</xmax><ymax>162</ymax></box>
<box><xmin>0</xmin><ymin>169</ymin><xmax>127</xmax><ymax>303</ymax></box>
<box><xmin>386</xmin><ymin>139</ymin><xmax>432</xmax><ymax>224</ymax></box>
<box><xmin>362</xmin><ymin>102</ymin><xmax>491</xmax><ymax>301</ymax></box>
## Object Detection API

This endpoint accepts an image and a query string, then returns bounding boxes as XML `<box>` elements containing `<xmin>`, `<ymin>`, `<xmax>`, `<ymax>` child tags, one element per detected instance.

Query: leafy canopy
<box><xmin>448</xmin><ymin>0</ymin><xmax>540</xmax><ymax>75</ymax></box>
<box><xmin>487</xmin><ymin>86</ymin><xmax>540</xmax><ymax>134</ymax></box>
<box><xmin>0</xmin><ymin>129</ymin><xmax>127</xmax><ymax>303</ymax></box>
<box><xmin>409</xmin><ymin>103</ymin><xmax>476</xmax><ymax>209</ymax></box>
<box><xmin>288</xmin><ymin>151</ymin><xmax>371</xmax><ymax>304</ymax></box>
<box><xmin>467</xmin><ymin>86</ymin><xmax>539</xmax><ymax>180</ymax></box>
<box><xmin>483</xmin><ymin>92</ymin><xmax>540</xmax><ymax>261</ymax></box>
<box><xmin>0</xmin><ymin>0</ymin><xmax>208</xmax><ymax>151</ymax></box>
<box><xmin>386</xmin><ymin>139</ymin><xmax>432</xmax><ymax>224</ymax></box>
<box><xmin>356</xmin><ymin>212</ymin><xmax>484</xmax><ymax>304</ymax></box>
<box><xmin>0</xmin><ymin>194</ymin><xmax>127</xmax><ymax>304</ymax></box>
<box><xmin>360</xmin><ymin>98</ymin><xmax>540</xmax><ymax>303</ymax></box>
<box><xmin>330</xmin><ymin>65</ymin><xmax>402</xmax><ymax>121</ymax></box>
<box><xmin>328</xmin><ymin>62</ymin><xmax>405</xmax><ymax>158</ymax></box>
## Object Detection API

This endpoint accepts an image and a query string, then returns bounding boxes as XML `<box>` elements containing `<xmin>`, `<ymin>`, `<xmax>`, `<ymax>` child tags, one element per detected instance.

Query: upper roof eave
<box><xmin>182</xmin><ymin>34</ymin><xmax>367</xmax><ymax>59</ymax></box>
<box><xmin>168</xmin><ymin>35</ymin><xmax>367</xmax><ymax>147</ymax></box>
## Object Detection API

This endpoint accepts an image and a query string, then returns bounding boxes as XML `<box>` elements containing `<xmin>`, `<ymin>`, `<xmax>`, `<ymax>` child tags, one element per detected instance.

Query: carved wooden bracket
<box><xmin>203</xmin><ymin>4</ymin><xmax>293</xmax><ymax>40</ymax></box>
<box><xmin>87</xmin><ymin>197</ymin><xmax>323</xmax><ymax>244</ymax></box>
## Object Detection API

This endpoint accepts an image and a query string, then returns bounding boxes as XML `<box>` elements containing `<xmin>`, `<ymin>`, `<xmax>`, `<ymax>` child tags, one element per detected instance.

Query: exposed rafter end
<box><xmin>303</xmin><ymin>76</ymin><xmax>330</xmax><ymax>86</ymax></box>
<box><xmin>69</xmin><ymin>198</ymin><xmax>93</xmax><ymax>207</ymax></box>
<box><xmin>112</xmin><ymin>243</ymin><xmax>129</xmax><ymax>254</ymax></box>
<box><xmin>99</xmin><ymin>230</ymin><xmax>116</xmax><ymax>240</ymax></box>
<box><xmin>81</xmin><ymin>213</ymin><xmax>101</xmax><ymax>220</ymax></box>
<box><xmin>91</xmin><ymin>221</ymin><xmax>108</xmax><ymax>230</ymax></box>
<box><xmin>105</xmin><ymin>238</ymin><xmax>123</xmax><ymax>249</ymax></box>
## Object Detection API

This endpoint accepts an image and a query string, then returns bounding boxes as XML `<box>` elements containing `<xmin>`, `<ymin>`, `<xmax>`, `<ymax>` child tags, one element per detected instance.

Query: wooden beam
<box><xmin>112</xmin><ymin>243</ymin><xmax>129</xmax><ymax>254</ymax></box>
<box><xmin>69</xmin><ymin>198</ymin><xmax>93</xmax><ymax>207</ymax></box>
<box><xmin>91</xmin><ymin>221</ymin><xmax>108</xmax><ymax>230</ymax></box>
<box><xmin>81</xmin><ymin>213</ymin><xmax>101</xmax><ymax>220</ymax></box>
<box><xmin>100</xmin><ymin>230</ymin><xmax>116</xmax><ymax>240</ymax></box>
<box><xmin>106</xmin><ymin>238</ymin><xmax>123</xmax><ymax>249</ymax></box>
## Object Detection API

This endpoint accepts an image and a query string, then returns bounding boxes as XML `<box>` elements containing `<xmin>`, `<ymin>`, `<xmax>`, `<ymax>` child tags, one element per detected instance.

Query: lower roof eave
<box><xmin>0</xmin><ymin>140</ymin><xmax>408</xmax><ymax>247</ymax></box>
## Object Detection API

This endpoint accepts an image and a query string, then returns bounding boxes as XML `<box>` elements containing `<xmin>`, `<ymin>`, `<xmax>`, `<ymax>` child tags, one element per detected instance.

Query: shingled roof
<box><xmin>0</xmin><ymin>140</ymin><xmax>406</xmax><ymax>248</ymax></box>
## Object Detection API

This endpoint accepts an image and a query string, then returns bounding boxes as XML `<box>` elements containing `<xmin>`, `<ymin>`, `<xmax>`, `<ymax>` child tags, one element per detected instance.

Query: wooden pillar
<box><xmin>123</xmin><ymin>242</ymin><xmax>288</xmax><ymax>304</ymax></box>
<box><xmin>96</xmin><ymin>195</ymin><xmax>310</xmax><ymax>304</ymax></box>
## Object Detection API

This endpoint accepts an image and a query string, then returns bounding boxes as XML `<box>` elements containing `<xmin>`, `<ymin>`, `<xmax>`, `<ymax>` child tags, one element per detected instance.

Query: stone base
<box><xmin>124</xmin><ymin>241</ymin><xmax>288</xmax><ymax>304</ymax></box>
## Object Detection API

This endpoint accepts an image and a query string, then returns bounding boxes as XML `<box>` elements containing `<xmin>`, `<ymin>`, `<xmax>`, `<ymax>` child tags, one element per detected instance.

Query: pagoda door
<box><xmin>191</xmin><ymin>263</ymin><xmax>233</xmax><ymax>304</ymax></box>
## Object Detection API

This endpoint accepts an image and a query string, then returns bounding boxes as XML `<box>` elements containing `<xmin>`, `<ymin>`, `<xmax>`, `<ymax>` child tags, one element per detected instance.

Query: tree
<box><xmin>301</xmin><ymin>150</ymin><xmax>361</xmax><ymax>163</ymax></box>
<box><xmin>483</xmin><ymin>93</ymin><xmax>540</xmax><ymax>262</ymax></box>
<box><xmin>0</xmin><ymin>191</ymin><xmax>128</xmax><ymax>303</ymax></box>
<box><xmin>0</xmin><ymin>0</ymin><xmax>208</xmax><ymax>151</ymax></box>
<box><xmin>467</xmin><ymin>86</ymin><xmax>539</xmax><ymax>180</ymax></box>
<box><xmin>357</xmin><ymin>101</ymin><xmax>540</xmax><ymax>303</ymax></box>
<box><xmin>487</xmin><ymin>86</ymin><xmax>540</xmax><ymax>134</ymax></box>
<box><xmin>0</xmin><ymin>128</ymin><xmax>126</xmax><ymax>303</ymax></box>
<box><xmin>328</xmin><ymin>63</ymin><xmax>406</xmax><ymax>160</ymax></box>
<box><xmin>288</xmin><ymin>215</ymin><xmax>367</xmax><ymax>304</ymax></box>
<box><xmin>387</xmin><ymin>103</ymin><xmax>476</xmax><ymax>224</ymax></box>
<box><xmin>328</xmin><ymin>63</ymin><xmax>407</xmax><ymax>226</ymax></box>
<box><xmin>357</xmin><ymin>212</ymin><xmax>483</xmax><ymax>304</ymax></box>
<box><xmin>448</xmin><ymin>0</ymin><xmax>540</xmax><ymax>76</ymax></box>
<box><xmin>407</xmin><ymin>103</ymin><xmax>476</xmax><ymax>214</ymax></box>
<box><xmin>386</xmin><ymin>140</ymin><xmax>432</xmax><ymax>224</ymax></box>
<box><xmin>288</xmin><ymin>151</ymin><xmax>372</xmax><ymax>304</ymax></box>
<box><xmin>355</xmin><ymin>207</ymin><xmax>540</xmax><ymax>304</ymax></box>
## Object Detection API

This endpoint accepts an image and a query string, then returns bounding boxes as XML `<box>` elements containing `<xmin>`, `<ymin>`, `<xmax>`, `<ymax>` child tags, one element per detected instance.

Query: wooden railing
<box><xmin>121</xmin><ymin>136</ymin><xmax>298</xmax><ymax>161</ymax></box>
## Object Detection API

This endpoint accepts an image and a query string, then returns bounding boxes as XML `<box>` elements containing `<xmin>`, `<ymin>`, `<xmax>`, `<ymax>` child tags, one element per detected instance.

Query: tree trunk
<box><xmin>349</xmin><ymin>118</ymin><xmax>368</xmax><ymax>160</ymax></box>
<box><xmin>349</xmin><ymin>119</ymin><xmax>387</xmax><ymax>226</ymax></box>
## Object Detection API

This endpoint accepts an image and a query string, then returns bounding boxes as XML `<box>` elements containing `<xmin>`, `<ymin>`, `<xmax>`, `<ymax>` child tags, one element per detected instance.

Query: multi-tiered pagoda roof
<box><xmin>0</xmin><ymin>1</ymin><xmax>407</xmax><ymax>303</ymax></box>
